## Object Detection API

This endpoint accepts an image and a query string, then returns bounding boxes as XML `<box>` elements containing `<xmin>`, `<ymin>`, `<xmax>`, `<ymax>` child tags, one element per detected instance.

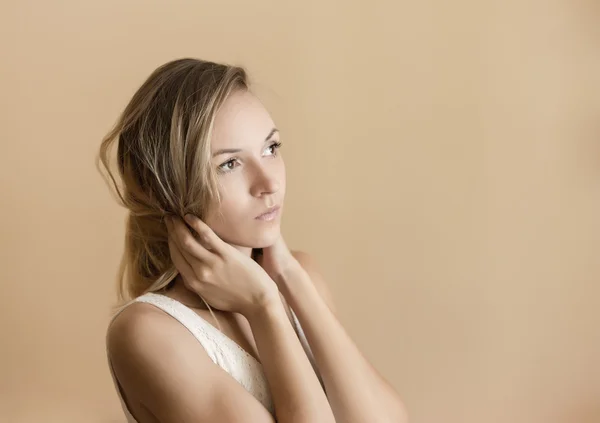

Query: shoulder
<box><xmin>290</xmin><ymin>250</ymin><xmax>337</xmax><ymax>313</ymax></box>
<box><xmin>105</xmin><ymin>303</ymin><xmax>199</xmax><ymax>415</ymax></box>
<box><xmin>106</xmin><ymin>302</ymin><xmax>275</xmax><ymax>422</ymax></box>
<box><xmin>106</xmin><ymin>302</ymin><xmax>198</xmax><ymax>370</ymax></box>
<box><xmin>107</xmin><ymin>301</ymin><xmax>170</xmax><ymax>348</ymax></box>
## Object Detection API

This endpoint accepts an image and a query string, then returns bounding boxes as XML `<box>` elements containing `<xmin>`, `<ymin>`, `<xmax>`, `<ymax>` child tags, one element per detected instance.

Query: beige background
<box><xmin>1</xmin><ymin>1</ymin><xmax>599</xmax><ymax>422</ymax></box>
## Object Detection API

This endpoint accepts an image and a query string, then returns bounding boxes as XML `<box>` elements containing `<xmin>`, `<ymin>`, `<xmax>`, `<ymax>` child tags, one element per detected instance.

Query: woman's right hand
<box><xmin>165</xmin><ymin>214</ymin><xmax>279</xmax><ymax>317</ymax></box>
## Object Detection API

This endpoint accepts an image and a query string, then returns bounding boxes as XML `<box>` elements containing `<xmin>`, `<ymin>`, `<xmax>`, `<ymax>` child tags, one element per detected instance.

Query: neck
<box><xmin>165</xmin><ymin>275</ymin><xmax>210</xmax><ymax>310</ymax></box>
<box><xmin>234</xmin><ymin>245</ymin><xmax>253</xmax><ymax>257</ymax></box>
<box><xmin>163</xmin><ymin>245</ymin><xmax>260</xmax><ymax>310</ymax></box>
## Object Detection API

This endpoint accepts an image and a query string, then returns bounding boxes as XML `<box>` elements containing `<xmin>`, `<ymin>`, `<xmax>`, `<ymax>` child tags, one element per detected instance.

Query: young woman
<box><xmin>98</xmin><ymin>58</ymin><xmax>408</xmax><ymax>423</ymax></box>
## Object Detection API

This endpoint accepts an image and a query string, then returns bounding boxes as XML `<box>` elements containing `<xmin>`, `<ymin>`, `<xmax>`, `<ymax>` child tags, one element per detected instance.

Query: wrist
<box><xmin>243</xmin><ymin>294</ymin><xmax>286</xmax><ymax>324</ymax></box>
<box><xmin>240</xmin><ymin>277</ymin><xmax>279</xmax><ymax>316</ymax></box>
<box><xmin>275</xmin><ymin>260</ymin><xmax>309</xmax><ymax>289</ymax></box>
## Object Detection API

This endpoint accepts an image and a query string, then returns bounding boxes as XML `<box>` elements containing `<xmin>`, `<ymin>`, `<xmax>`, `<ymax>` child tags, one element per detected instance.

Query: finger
<box><xmin>167</xmin><ymin>234</ymin><xmax>201</xmax><ymax>288</ymax></box>
<box><xmin>183</xmin><ymin>214</ymin><xmax>228</xmax><ymax>256</ymax></box>
<box><xmin>168</xmin><ymin>216</ymin><xmax>216</xmax><ymax>264</ymax></box>
<box><xmin>166</xmin><ymin>217</ymin><xmax>195</xmax><ymax>265</ymax></box>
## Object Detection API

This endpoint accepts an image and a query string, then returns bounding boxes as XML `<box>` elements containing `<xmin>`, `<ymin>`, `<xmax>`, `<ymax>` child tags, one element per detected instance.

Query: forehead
<box><xmin>211</xmin><ymin>90</ymin><xmax>275</xmax><ymax>149</ymax></box>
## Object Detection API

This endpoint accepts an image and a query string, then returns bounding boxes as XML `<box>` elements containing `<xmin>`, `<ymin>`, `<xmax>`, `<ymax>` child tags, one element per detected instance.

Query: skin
<box><xmin>202</xmin><ymin>88</ymin><xmax>287</xmax><ymax>253</ymax></box>
<box><xmin>106</xmin><ymin>90</ymin><xmax>409</xmax><ymax>423</ymax></box>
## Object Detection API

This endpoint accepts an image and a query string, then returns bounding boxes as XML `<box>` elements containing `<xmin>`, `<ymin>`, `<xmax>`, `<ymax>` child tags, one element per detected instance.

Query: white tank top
<box><xmin>106</xmin><ymin>292</ymin><xmax>318</xmax><ymax>422</ymax></box>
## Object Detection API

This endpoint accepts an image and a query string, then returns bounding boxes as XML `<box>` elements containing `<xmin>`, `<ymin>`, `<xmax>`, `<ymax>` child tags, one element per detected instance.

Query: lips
<box><xmin>255</xmin><ymin>205</ymin><xmax>281</xmax><ymax>219</ymax></box>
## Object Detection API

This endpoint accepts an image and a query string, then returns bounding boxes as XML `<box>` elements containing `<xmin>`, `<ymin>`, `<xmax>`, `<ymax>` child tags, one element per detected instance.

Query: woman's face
<box><xmin>204</xmin><ymin>89</ymin><xmax>286</xmax><ymax>251</ymax></box>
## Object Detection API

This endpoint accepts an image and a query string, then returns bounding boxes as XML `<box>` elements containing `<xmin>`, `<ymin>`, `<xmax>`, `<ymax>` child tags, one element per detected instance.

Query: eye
<box><xmin>217</xmin><ymin>142</ymin><xmax>282</xmax><ymax>174</ymax></box>
<box><xmin>218</xmin><ymin>158</ymin><xmax>239</xmax><ymax>173</ymax></box>
<box><xmin>265</xmin><ymin>141</ymin><xmax>282</xmax><ymax>156</ymax></box>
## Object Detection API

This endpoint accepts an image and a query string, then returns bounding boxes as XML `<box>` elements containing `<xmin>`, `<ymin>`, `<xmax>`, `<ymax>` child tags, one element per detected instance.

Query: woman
<box><xmin>98</xmin><ymin>58</ymin><xmax>408</xmax><ymax>423</ymax></box>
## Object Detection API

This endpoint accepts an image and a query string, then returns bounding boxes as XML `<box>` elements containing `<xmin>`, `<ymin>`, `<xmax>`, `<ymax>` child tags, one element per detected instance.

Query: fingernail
<box><xmin>184</xmin><ymin>214</ymin><xmax>194</xmax><ymax>223</ymax></box>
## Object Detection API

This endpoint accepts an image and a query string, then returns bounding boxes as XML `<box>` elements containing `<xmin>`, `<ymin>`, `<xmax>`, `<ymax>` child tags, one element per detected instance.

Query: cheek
<box><xmin>204</xmin><ymin>190</ymin><xmax>248</xmax><ymax>233</ymax></box>
<box><xmin>206</xmin><ymin>197</ymin><xmax>238</xmax><ymax>224</ymax></box>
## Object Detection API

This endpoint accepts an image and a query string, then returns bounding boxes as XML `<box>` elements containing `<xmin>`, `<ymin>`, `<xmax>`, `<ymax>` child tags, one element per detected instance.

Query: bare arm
<box><xmin>276</xmin><ymin>252</ymin><xmax>409</xmax><ymax>423</ymax></box>
<box><xmin>107</xmin><ymin>301</ymin><xmax>335</xmax><ymax>423</ymax></box>
<box><xmin>246</xmin><ymin>298</ymin><xmax>335</xmax><ymax>423</ymax></box>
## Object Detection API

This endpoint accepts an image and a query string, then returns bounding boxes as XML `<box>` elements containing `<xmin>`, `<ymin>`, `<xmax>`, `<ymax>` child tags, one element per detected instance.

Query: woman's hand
<box><xmin>165</xmin><ymin>214</ymin><xmax>279</xmax><ymax>317</ymax></box>
<box><xmin>254</xmin><ymin>234</ymin><xmax>302</xmax><ymax>285</ymax></box>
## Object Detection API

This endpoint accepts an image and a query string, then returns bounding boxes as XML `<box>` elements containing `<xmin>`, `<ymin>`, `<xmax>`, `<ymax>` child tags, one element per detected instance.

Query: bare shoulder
<box><xmin>107</xmin><ymin>302</ymin><xmax>183</xmax><ymax>369</ymax></box>
<box><xmin>107</xmin><ymin>302</ymin><xmax>178</xmax><ymax>361</ymax></box>
<box><xmin>107</xmin><ymin>300</ymin><xmax>189</xmax><ymax>342</ymax></box>
<box><xmin>291</xmin><ymin>250</ymin><xmax>337</xmax><ymax>313</ymax></box>
<box><xmin>106</xmin><ymin>302</ymin><xmax>275</xmax><ymax>423</ymax></box>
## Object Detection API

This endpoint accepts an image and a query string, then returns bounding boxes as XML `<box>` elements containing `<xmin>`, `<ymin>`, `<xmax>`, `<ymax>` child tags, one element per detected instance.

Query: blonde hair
<box><xmin>96</xmin><ymin>58</ymin><xmax>249</xmax><ymax>315</ymax></box>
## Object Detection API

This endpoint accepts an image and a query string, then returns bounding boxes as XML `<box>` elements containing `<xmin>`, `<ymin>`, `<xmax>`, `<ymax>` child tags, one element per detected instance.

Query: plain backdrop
<box><xmin>1</xmin><ymin>1</ymin><xmax>599</xmax><ymax>422</ymax></box>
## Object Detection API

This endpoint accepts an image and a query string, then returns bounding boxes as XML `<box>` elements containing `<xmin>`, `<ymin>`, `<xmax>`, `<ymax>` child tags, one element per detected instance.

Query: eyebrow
<box><xmin>212</xmin><ymin>128</ymin><xmax>279</xmax><ymax>158</ymax></box>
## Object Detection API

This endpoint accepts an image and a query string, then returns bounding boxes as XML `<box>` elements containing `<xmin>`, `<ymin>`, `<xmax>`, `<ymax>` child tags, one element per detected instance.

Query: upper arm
<box><xmin>107</xmin><ymin>304</ymin><xmax>275</xmax><ymax>423</ymax></box>
<box><xmin>291</xmin><ymin>250</ymin><xmax>337</xmax><ymax>314</ymax></box>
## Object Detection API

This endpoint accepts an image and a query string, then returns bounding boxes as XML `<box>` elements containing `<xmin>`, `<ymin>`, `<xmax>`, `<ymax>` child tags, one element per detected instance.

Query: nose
<box><xmin>250</xmin><ymin>163</ymin><xmax>280</xmax><ymax>198</ymax></box>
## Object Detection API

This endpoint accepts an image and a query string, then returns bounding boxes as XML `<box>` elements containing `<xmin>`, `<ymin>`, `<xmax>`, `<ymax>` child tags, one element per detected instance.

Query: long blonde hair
<box><xmin>96</xmin><ymin>58</ymin><xmax>249</xmax><ymax>310</ymax></box>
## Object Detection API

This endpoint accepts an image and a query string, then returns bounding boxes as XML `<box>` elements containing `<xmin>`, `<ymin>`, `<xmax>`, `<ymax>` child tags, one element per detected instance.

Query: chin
<box><xmin>256</xmin><ymin>230</ymin><xmax>281</xmax><ymax>248</ymax></box>
<box><xmin>248</xmin><ymin>225</ymin><xmax>281</xmax><ymax>248</ymax></box>
<box><xmin>221</xmin><ymin>225</ymin><xmax>280</xmax><ymax>250</ymax></box>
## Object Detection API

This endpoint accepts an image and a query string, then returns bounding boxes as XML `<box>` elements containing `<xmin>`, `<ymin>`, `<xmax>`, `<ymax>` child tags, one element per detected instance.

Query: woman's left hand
<box><xmin>255</xmin><ymin>234</ymin><xmax>301</xmax><ymax>285</ymax></box>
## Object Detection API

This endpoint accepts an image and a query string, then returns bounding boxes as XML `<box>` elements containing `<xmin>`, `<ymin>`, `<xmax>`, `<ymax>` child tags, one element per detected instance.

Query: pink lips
<box><xmin>255</xmin><ymin>205</ymin><xmax>281</xmax><ymax>221</ymax></box>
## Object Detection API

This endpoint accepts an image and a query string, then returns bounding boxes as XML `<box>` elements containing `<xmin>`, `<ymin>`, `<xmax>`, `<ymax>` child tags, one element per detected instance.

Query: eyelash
<box><xmin>218</xmin><ymin>141</ymin><xmax>282</xmax><ymax>173</ymax></box>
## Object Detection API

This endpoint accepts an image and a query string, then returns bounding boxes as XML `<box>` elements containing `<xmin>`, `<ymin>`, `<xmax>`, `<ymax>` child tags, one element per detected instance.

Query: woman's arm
<box><xmin>108</xmin><ymin>300</ymin><xmax>336</xmax><ymax>423</ymax></box>
<box><xmin>246</xmin><ymin>297</ymin><xmax>336</xmax><ymax>423</ymax></box>
<box><xmin>107</xmin><ymin>303</ymin><xmax>276</xmax><ymax>423</ymax></box>
<box><xmin>276</xmin><ymin>251</ymin><xmax>409</xmax><ymax>423</ymax></box>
